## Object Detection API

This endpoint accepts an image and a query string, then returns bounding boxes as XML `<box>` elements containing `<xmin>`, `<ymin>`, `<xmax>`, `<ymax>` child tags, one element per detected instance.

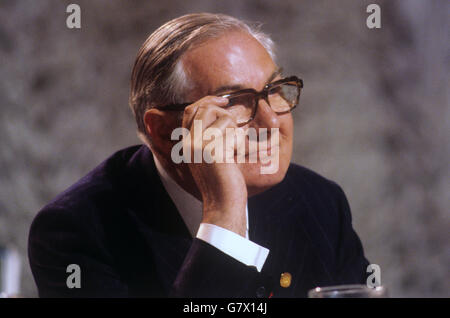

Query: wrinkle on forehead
<box><xmin>221</xmin><ymin>44</ymin><xmax>268</xmax><ymax>87</ymax></box>
<box><xmin>182</xmin><ymin>31</ymin><xmax>276</xmax><ymax>99</ymax></box>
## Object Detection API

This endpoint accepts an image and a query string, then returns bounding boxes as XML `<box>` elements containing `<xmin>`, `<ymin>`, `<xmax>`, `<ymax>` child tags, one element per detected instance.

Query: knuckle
<box><xmin>184</xmin><ymin>105</ymin><xmax>196</xmax><ymax>114</ymax></box>
<box><xmin>224</xmin><ymin>114</ymin><xmax>237</xmax><ymax>126</ymax></box>
<box><xmin>199</xmin><ymin>95</ymin><xmax>228</xmax><ymax>106</ymax></box>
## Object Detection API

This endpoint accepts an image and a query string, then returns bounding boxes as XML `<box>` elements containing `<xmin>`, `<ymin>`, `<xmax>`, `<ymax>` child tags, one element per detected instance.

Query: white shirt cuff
<box><xmin>196</xmin><ymin>223</ymin><xmax>269</xmax><ymax>272</ymax></box>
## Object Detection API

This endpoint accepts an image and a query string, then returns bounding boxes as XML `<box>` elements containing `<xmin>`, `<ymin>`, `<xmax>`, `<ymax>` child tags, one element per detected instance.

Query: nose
<box><xmin>251</xmin><ymin>99</ymin><xmax>281</xmax><ymax>130</ymax></box>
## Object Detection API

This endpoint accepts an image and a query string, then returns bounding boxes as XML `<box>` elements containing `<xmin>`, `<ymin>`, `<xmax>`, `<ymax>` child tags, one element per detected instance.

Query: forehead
<box><xmin>181</xmin><ymin>31</ymin><xmax>277</xmax><ymax>99</ymax></box>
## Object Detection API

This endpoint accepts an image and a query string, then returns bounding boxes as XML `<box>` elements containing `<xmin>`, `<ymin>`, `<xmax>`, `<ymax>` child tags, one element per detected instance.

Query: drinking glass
<box><xmin>308</xmin><ymin>284</ymin><xmax>388</xmax><ymax>298</ymax></box>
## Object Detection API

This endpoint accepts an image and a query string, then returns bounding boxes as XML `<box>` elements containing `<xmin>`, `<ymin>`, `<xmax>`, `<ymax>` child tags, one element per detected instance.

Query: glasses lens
<box><xmin>268</xmin><ymin>83</ymin><xmax>300</xmax><ymax>112</ymax></box>
<box><xmin>226</xmin><ymin>93</ymin><xmax>256</xmax><ymax>125</ymax></box>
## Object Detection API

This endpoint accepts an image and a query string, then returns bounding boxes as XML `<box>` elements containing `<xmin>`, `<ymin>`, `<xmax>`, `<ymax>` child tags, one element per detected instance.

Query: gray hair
<box><xmin>129</xmin><ymin>13</ymin><xmax>276</xmax><ymax>143</ymax></box>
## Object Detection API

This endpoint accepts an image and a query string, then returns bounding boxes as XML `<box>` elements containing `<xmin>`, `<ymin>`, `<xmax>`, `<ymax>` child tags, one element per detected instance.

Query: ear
<box><xmin>143</xmin><ymin>108</ymin><xmax>177</xmax><ymax>153</ymax></box>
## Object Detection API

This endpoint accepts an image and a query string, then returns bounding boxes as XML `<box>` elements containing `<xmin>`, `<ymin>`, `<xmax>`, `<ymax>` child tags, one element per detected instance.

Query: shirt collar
<box><xmin>152</xmin><ymin>154</ymin><xmax>249</xmax><ymax>238</ymax></box>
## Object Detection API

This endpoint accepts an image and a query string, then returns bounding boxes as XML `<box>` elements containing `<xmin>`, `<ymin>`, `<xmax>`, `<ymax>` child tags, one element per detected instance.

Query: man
<box><xmin>28</xmin><ymin>13</ymin><xmax>369</xmax><ymax>297</ymax></box>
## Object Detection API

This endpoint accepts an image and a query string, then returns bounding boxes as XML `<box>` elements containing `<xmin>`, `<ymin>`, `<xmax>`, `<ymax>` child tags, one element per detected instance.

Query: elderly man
<box><xmin>29</xmin><ymin>13</ymin><xmax>369</xmax><ymax>297</ymax></box>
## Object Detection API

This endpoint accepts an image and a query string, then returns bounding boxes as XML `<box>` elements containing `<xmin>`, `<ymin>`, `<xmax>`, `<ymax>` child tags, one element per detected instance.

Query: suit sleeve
<box><xmin>170</xmin><ymin>239</ymin><xmax>273</xmax><ymax>298</ymax></box>
<box><xmin>28</xmin><ymin>207</ymin><xmax>129</xmax><ymax>297</ymax></box>
<box><xmin>196</xmin><ymin>223</ymin><xmax>269</xmax><ymax>272</ymax></box>
<box><xmin>333</xmin><ymin>185</ymin><xmax>370</xmax><ymax>284</ymax></box>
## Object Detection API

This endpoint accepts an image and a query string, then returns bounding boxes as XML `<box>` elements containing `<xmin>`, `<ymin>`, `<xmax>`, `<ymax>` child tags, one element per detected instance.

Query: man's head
<box><xmin>129</xmin><ymin>13</ymin><xmax>295</xmax><ymax>197</ymax></box>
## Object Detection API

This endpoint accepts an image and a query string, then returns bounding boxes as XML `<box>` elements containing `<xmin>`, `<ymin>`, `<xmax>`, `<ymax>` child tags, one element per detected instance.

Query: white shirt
<box><xmin>153</xmin><ymin>155</ymin><xmax>269</xmax><ymax>272</ymax></box>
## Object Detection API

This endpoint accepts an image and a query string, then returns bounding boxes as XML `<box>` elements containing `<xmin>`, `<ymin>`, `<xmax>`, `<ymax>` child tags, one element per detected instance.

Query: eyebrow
<box><xmin>211</xmin><ymin>67</ymin><xmax>283</xmax><ymax>95</ymax></box>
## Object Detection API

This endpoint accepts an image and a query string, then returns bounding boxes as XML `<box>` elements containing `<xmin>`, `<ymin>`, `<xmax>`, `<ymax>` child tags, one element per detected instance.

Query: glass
<box><xmin>0</xmin><ymin>247</ymin><xmax>21</xmax><ymax>298</ymax></box>
<box><xmin>308</xmin><ymin>284</ymin><xmax>388</xmax><ymax>298</ymax></box>
<box><xmin>156</xmin><ymin>76</ymin><xmax>303</xmax><ymax>126</ymax></box>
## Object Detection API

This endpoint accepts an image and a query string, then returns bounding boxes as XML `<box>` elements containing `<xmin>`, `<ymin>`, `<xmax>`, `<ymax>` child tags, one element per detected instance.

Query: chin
<box><xmin>240</xmin><ymin>159</ymin><xmax>290</xmax><ymax>197</ymax></box>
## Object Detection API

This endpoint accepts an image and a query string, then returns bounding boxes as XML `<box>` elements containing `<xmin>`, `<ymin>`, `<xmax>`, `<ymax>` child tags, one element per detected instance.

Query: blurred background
<box><xmin>0</xmin><ymin>0</ymin><xmax>448</xmax><ymax>297</ymax></box>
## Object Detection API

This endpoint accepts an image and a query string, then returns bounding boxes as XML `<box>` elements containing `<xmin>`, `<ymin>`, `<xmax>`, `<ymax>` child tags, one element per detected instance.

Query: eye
<box><xmin>225</xmin><ymin>93</ymin><xmax>255</xmax><ymax>125</ymax></box>
<box><xmin>228</xmin><ymin>94</ymin><xmax>254</xmax><ymax>107</ymax></box>
<box><xmin>268</xmin><ymin>85</ymin><xmax>282</xmax><ymax>95</ymax></box>
<box><xmin>267</xmin><ymin>83</ymin><xmax>299</xmax><ymax>112</ymax></box>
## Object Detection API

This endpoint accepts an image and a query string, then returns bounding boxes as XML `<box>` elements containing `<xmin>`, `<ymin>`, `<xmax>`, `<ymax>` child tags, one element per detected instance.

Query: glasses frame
<box><xmin>155</xmin><ymin>76</ymin><xmax>304</xmax><ymax>126</ymax></box>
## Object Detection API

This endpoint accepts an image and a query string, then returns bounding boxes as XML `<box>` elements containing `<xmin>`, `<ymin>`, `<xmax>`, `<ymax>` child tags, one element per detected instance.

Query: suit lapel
<box><xmin>120</xmin><ymin>146</ymin><xmax>192</xmax><ymax>295</ymax></box>
<box><xmin>248</xmin><ymin>173</ymin><xmax>312</xmax><ymax>297</ymax></box>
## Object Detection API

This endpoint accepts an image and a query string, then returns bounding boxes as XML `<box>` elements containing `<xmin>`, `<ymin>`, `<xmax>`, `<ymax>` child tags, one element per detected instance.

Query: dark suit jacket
<box><xmin>28</xmin><ymin>145</ymin><xmax>369</xmax><ymax>297</ymax></box>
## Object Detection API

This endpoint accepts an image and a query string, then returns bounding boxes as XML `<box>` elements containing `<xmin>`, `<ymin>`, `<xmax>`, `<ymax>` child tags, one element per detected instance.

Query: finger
<box><xmin>194</xmin><ymin>104</ymin><xmax>234</xmax><ymax>130</ymax></box>
<box><xmin>190</xmin><ymin>107</ymin><xmax>235</xmax><ymax>149</ymax></box>
<box><xmin>182</xmin><ymin>96</ymin><xmax>228</xmax><ymax>129</ymax></box>
<box><xmin>182</xmin><ymin>104</ymin><xmax>199</xmax><ymax>130</ymax></box>
<box><xmin>196</xmin><ymin>95</ymin><xmax>229</xmax><ymax>106</ymax></box>
<box><xmin>207</xmin><ymin>116</ymin><xmax>238</xmax><ymax>163</ymax></box>
<box><xmin>208</xmin><ymin>115</ymin><xmax>236</xmax><ymax>132</ymax></box>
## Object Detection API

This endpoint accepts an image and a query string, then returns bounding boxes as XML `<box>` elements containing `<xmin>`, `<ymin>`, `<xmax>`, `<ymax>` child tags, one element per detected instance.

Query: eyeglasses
<box><xmin>156</xmin><ymin>76</ymin><xmax>304</xmax><ymax>126</ymax></box>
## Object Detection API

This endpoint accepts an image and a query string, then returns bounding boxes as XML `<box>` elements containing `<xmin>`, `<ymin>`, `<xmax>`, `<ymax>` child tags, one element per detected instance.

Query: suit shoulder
<box><xmin>282</xmin><ymin>163</ymin><xmax>349</xmax><ymax>218</ymax></box>
<box><xmin>285</xmin><ymin>163</ymin><xmax>343</xmax><ymax>194</ymax></box>
<box><xmin>30</xmin><ymin>145</ymin><xmax>144</xmax><ymax>237</ymax></box>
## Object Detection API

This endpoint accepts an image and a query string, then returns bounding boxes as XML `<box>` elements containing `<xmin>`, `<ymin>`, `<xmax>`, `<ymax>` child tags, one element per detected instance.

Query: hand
<box><xmin>182</xmin><ymin>96</ymin><xmax>247</xmax><ymax>237</ymax></box>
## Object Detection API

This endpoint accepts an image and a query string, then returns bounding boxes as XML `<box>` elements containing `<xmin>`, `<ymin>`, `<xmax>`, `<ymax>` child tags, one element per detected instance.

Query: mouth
<box><xmin>235</xmin><ymin>142</ymin><xmax>280</xmax><ymax>157</ymax></box>
<box><xmin>231</xmin><ymin>128</ymin><xmax>281</xmax><ymax>159</ymax></box>
<box><xmin>262</xmin><ymin>144</ymin><xmax>279</xmax><ymax>157</ymax></box>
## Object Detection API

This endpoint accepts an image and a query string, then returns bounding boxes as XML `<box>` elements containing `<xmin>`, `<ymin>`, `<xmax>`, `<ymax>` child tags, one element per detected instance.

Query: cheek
<box><xmin>280</xmin><ymin>113</ymin><xmax>294</xmax><ymax>137</ymax></box>
<box><xmin>279</xmin><ymin>115</ymin><xmax>294</xmax><ymax>154</ymax></box>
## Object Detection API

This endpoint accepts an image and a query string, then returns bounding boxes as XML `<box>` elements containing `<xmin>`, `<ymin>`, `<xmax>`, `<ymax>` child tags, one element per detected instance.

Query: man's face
<box><xmin>174</xmin><ymin>31</ymin><xmax>294</xmax><ymax>196</ymax></box>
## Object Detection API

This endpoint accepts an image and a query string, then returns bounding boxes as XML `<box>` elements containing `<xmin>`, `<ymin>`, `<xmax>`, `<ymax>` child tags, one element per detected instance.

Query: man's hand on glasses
<box><xmin>182</xmin><ymin>96</ymin><xmax>248</xmax><ymax>238</ymax></box>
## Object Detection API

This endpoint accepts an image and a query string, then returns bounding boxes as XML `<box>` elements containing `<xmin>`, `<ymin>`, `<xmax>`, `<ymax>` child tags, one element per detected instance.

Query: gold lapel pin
<box><xmin>280</xmin><ymin>272</ymin><xmax>292</xmax><ymax>288</ymax></box>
